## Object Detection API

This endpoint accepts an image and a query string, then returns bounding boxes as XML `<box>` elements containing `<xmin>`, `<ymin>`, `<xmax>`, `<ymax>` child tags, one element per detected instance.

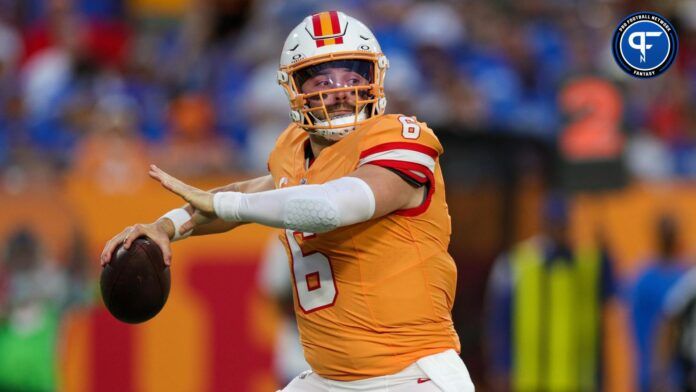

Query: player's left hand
<box><xmin>148</xmin><ymin>165</ymin><xmax>215</xmax><ymax>215</ymax></box>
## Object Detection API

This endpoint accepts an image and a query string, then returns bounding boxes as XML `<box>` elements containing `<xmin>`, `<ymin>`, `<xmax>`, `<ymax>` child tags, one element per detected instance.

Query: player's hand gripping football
<box><xmin>100</xmin><ymin>220</ymin><xmax>174</xmax><ymax>266</ymax></box>
<box><xmin>148</xmin><ymin>165</ymin><xmax>215</xmax><ymax>215</ymax></box>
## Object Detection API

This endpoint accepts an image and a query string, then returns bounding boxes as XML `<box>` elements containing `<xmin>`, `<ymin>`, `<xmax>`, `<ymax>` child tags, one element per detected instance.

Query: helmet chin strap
<box><xmin>309</xmin><ymin>108</ymin><xmax>368</xmax><ymax>140</ymax></box>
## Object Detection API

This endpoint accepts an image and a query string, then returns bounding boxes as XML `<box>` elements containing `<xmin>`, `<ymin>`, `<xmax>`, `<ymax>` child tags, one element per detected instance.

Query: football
<box><xmin>100</xmin><ymin>236</ymin><xmax>170</xmax><ymax>323</ymax></box>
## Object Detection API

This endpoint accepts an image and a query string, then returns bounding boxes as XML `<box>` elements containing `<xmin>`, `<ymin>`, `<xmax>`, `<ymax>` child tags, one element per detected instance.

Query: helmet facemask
<box><xmin>279</xmin><ymin>53</ymin><xmax>388</xmax><ymax>140</ymax></box>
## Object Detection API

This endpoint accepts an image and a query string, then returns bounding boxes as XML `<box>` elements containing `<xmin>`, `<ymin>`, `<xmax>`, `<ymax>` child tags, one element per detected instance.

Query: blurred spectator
<box><xmin>151</xmin><ymin>92</ymin><xmax>239</xmax><ymax>177</ymax></box>
<box><xmin>646</xmin><ymin>74</ymin><xmax>692</xmax><ymax>147</ymax></box>
<box><xmin>0</xmin><ymin>15</ymin><xmax>22</xmax><ymax>82</ymax></box>
<box><xmin>484</xmin><ymin>193</ymin><xmax>617</xmax><ymax>392</ymax></box>
<box><xmin>68</xmin><ymin>93</ymin><xmax>150</xmax><ymax>193</ymax></box>
<box><xmin>627</xmin><ymin>214</ymin><xmax>687</xmax><ymax>392</ymax></box>
<box><xmin>654</xmin><ymin>264</ymin><xmax>696</xmax><ymax>392</ymax></box>
<box><xmin>0</xmin><ymin>228</ymin><xmax>67</xmax><ymax>392</ymax></box>
<box><xmin>0</xmin><ymin>90</ymin><xmax>28</xmax><ymax>167</ymax></box>
<box><xmin>625</xmin><ymin>130</ymin><xmax>675</xmax><ymax>181</ymax></box>
<box><xmin>401</xmin><ymin>2</ymin><xmax>465</xmax><ymax>50</ymax></box>
<box><xmin>244</xmin><ymin>61</ymin><xmax>289</xmax><ymax>172</ymax></box>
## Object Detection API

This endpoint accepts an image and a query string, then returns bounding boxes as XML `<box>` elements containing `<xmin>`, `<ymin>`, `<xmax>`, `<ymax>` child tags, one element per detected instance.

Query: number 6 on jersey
<box><xmin>285</xmin><ymin>229</ymin><xmax>337</xmax><ymax>312</ymax></box>
<box><xmin>399</xmin><ymin>115</ymin><xmax>421</xmax><ymax>139</ymax></box>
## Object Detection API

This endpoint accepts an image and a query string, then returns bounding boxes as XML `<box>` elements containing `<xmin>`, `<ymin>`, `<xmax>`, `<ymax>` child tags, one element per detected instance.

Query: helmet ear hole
<box><xmin>378</xmin><ymin>56</ymin><xmax>389</xmax><ymax>69</ymax></box>
<box><xmin>290</xmin><ymin>111</ymin><xmax>302</xmax><ymax>122</ymax></box>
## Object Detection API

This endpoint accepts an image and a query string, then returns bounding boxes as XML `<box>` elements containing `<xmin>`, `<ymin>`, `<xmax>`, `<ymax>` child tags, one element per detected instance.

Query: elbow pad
<box><xmin>283</xmin><ymin>177</ymin><xmax>375</xmax><ymax>232</ymax></box>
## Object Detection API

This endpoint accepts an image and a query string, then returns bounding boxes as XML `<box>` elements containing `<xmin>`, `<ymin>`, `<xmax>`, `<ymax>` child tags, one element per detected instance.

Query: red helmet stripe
<box><xmin>312</xmin><ymin>14</ymin><xmax>323</xmax><ymax>37</ymax></box>
<box><xmin>311</xmin><ymin>12</ymin><xmax>343</xmax><ymax>47</ymax></box>
<box><xmin>329</xmin><ymin>11</ymin><xmax>341</xmax><ymax>35</ymax></box>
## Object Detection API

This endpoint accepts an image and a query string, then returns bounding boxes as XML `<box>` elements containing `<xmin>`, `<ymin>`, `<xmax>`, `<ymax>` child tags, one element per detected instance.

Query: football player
<box><xmin>101</xmin><ymin>11</ymin><xmax>473</xmax><ymax>392</ymax></box>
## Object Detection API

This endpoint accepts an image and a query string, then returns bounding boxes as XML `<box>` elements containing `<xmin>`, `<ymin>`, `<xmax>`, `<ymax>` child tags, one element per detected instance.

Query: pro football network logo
<box><xmin>612</xmin><ymin>12</ymin><xmax>678</xmax><ymax>78</ymax></box>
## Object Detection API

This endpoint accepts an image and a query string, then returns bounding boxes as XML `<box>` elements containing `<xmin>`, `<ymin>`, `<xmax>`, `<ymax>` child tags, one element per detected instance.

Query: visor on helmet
<box><xmin>293</xmin><ymin>60</ymin><xmax>374</xmax><ymax>92</ymax></box>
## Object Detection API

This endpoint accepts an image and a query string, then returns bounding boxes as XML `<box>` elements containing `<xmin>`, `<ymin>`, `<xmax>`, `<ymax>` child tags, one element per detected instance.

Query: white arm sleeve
<box><xmin>213</xmin><ymin>177</ymin><xmax>376</xmax><ymax>233</ymax></box>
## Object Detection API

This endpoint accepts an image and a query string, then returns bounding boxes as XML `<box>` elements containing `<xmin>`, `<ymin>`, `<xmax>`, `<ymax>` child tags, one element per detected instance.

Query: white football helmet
<box><xmin>278</xmin><ymin>11</ymin><xmax>389</xmax><ymax>139</ymax></box>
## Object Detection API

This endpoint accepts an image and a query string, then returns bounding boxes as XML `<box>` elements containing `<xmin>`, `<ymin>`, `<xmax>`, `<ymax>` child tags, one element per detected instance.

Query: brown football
<box><xmin>100</xmin><ymin>236</ymin><xmax>170</xmax><ymax>323</ymax></box>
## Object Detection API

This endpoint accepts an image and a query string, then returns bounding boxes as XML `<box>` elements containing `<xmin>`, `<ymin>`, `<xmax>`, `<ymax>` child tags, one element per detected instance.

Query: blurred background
<box><xmin>2</xmin><ymin>0</ymin><xmax>696</xmax><ymax>391</ymax></box>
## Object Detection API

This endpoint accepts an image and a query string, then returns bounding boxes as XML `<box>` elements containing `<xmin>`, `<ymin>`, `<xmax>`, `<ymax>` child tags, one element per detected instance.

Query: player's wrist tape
<box><xmin>161</xmin><ymin>208</ymin><xmax>193</xmax><ymax>241</ymax></box>
<box><xmin>213</xmin><ymin>177</ymin><xmax>376</xmax><ymax>233</ymax></box>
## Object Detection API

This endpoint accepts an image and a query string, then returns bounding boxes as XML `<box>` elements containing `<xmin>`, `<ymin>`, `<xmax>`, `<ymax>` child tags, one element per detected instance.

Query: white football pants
<box><xmin>280</xmin><ymin>349</ymin><xmax>474</xmax><ymax>392</ymax></box>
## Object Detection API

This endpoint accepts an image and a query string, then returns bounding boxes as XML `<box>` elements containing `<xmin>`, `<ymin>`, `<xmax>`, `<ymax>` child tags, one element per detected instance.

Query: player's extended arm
<box><xmin>181</xmin><ymin>175</ymin><xmax>275</xmax><ymax>236</ymax></box>
<box><xmin>100</xmin><ymin>174</ymin><xmax>275</xmax><ymax>266</ymax></box>
<box><xmin>149</xmin><ymin>163</ymin><xmax>425</xmax><ymax>233</ymax></box>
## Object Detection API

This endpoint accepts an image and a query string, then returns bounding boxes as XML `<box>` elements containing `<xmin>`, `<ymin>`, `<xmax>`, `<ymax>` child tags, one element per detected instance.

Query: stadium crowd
<box><xmin>0</xmin><ymin>0</ymin><xmax>696</xmax><ymax>180</ymax></box>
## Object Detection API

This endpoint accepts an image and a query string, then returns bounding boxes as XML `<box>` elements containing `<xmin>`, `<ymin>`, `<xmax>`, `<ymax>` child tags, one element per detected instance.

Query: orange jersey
<box><xmin>267</xmin><ymin>114</ymin><xmax>460</xmax><ymax>381</ymax></box>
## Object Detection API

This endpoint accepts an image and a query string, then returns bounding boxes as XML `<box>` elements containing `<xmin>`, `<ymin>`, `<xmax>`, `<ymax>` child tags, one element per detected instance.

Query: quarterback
<box><xmin>101</xmin><ymin>11</ymin><xmax>474</xmax><ymax>392</ymax></box>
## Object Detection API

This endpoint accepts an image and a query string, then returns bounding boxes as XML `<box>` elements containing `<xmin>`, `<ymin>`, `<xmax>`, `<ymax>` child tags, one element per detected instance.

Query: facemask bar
<box><xmin>299</xmin><ymin>85</ymin><xmax>376</xmax><ymax>130</ymax></box>
<box><xmin>279</xmin><ymin>51</ymin><xmax>388</xmax><ymax>133</ymax></box>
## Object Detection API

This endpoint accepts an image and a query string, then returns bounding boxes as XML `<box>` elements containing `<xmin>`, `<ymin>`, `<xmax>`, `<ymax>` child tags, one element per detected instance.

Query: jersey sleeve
<box><xmin>357</xmin><ymin>115</ymin><xmax>443</xmax><ymax>186</ymax></box>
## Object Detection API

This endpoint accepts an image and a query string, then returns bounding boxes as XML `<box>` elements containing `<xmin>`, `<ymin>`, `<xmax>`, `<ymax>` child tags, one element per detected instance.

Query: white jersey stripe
<box><xmin>358</xmin><ymin>149</ymin><xmax>436</xmax><ymax>173</ymax></box>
